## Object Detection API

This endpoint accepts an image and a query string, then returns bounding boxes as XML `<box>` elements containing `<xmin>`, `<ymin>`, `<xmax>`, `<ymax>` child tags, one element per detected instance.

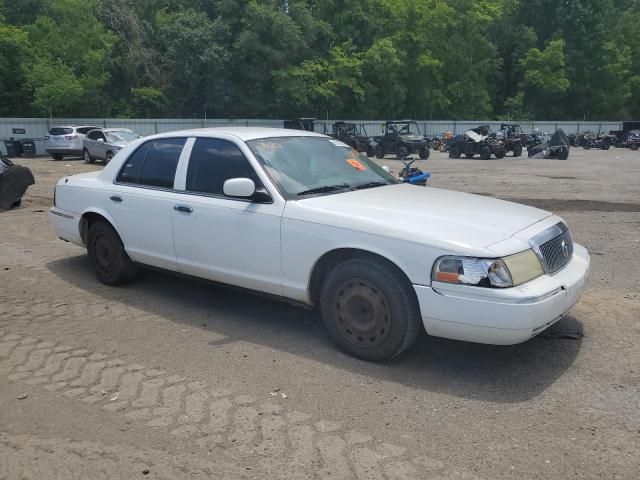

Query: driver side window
<box><xmin>186</xmin><ymin>138</ymin><xmax>262</xmax><ymax>197</ymax></box>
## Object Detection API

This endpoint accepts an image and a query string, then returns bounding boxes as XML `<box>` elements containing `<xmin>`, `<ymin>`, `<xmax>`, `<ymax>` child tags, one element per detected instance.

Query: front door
<box><xmin>171</xmin><ymin>137</ymin><xmax>284</xmax><ymax>296</ymax></box>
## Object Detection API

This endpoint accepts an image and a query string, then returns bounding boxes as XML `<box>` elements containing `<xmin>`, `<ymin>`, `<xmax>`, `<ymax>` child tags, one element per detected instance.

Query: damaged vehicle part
<box><xmin>527</xmin><ymin>129</ymin><xmax>570</xmax><ymax>159</ymax></box>
<box><xmin>0</xmin><ymin>156</ymin><xmax>35</xmax><ymax>210</ymax></box>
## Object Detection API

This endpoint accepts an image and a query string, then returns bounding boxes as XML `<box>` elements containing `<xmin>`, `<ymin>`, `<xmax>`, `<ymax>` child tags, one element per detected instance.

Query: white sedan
<box><xmin>50</xmin><ymin>127</ymin><xmax>590</xmax><ymax>361</ymax></box>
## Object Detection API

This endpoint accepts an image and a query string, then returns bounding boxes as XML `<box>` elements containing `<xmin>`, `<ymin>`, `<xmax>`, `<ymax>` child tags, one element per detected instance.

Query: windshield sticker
<box><xmin>346</xmin><ymin>158</ymin><xmax>367</xmax><ymax>171</ymax></box>
<box><xmin>256</xmin><ymin>142</ymin><xmax>282</xmax><ymax>150</ymax></box>
<box><xmin>329</xmin><ymin>139</ymin><xmax>350</xmax><ymax>148</ymax></box>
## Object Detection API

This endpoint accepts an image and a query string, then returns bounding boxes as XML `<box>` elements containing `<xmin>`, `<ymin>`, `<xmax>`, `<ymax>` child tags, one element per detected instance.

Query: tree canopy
<box><xmin>0</xmin><ymin>0</ymin><xmax>638</xmax><ymax>120</ymax></box>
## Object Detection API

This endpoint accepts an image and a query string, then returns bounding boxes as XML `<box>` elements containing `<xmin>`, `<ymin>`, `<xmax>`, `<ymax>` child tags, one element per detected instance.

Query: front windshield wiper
<box><xmin>297</xmin><ymin>183</ymin><xmax>352</xmax><ymax>196</ymax></box>
<box><xmin>354</xmin><ymin>181</ymin><xmax>388</xmax><ymax>190</ymax></box>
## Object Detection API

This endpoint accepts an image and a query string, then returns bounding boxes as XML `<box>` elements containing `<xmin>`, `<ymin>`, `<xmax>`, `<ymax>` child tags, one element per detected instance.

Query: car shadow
<box><xmin>46</xmin><ymin>255</ymin><xmax>583</xmax><ymax>404</ymax></box>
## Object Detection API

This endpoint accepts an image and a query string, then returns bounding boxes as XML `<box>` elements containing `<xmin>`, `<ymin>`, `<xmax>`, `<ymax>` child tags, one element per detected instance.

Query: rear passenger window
<box><xmin>186</xmin><ymin>138</ymin><xmax>261</xmax><ymax>196</ymax></box>
<box><xmin>139</xmin><ymin>138</ymin><xmax>186</xmax><ymax>188</ymax></box>
<box><xmin>117</xmin><ymin>141</ymin><xmax>153</xmax><ymax>184</ymax></box>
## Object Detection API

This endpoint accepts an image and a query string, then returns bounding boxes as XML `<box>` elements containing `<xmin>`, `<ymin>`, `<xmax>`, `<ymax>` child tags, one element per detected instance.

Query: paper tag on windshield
<box><xmin>346</xmin><ymin>158</ymin><xmax>367</xmax><ymax>171</ymax></box>
<box><xmin>329</xmin><ymin>139</ymin><xmax>350</xmax><ymax>148</ymax></box>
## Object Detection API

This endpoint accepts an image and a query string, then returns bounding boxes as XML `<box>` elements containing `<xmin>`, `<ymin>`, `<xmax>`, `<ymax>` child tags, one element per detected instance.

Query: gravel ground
<box><xmin>1</xmin><ymin>147</ymin><xmax>639</xmax><ymax>479</ymax></box>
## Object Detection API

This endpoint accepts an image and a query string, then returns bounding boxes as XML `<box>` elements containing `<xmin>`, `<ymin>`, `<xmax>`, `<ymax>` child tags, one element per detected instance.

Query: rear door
<box><xmin>85</xmin><ymin>130</ymin><xmax>104</xmax><ymax>159</ymax></box>
<box><xmin>106</xmin><ymin>137</ymin><xmax>188</xmax><ymax>271</ymax></box>
<box><xmin>171</xmin><ymin>136</ymin><xmax>284</xmax><ymax>295</ymax></box>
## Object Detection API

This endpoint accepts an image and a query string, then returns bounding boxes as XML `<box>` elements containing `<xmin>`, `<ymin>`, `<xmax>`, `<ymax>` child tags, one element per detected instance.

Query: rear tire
<box><xmin>513</xmin><ymin>142</ymin><xmax>522</xmax><ymax>157</ymax></box>
<box><xmin>87</xmin><ymin>220</ymin><xmax>138</xmax><ymax>286</ymax></box>
<box><xmin>449</xmin><ymin>144</ymin><xmax>462</xmax><ymax>159</ymax></box>
<box><xmin>631</xmin><ymin>143</ymin><xmax>639</xmax><ymax>151</ymax></box>
<box><xmin>480</xmin><ymin>146</ymin><xmax>491</xmax><ymax>160</ymax></box>
<box><xmin>397</xmin><ymin>146</ymin><xmax>409</xmax><ymax>159</ymax></box>
<box><xmin>319</xmin><ymin>258</ymin><xmax>421</xmax><ymax>361</ymax></box>
<box><xmin>418</xmin><ymin>147</ymin><xmax>430</xmax><ymax>160</ymax></box>
<box><xmin>494</xmin><ymin>147</ymin><xmax>506</xmax><ymax>159</ymax></box>
<box><xmin>375</xmin><ymin>145</ymin><xmax>385</xmax><ymax>159</ymax></box>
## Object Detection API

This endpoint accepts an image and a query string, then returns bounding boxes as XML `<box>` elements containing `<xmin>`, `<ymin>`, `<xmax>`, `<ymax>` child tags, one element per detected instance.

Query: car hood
<box><xmin>285</xmin><ymin>184</ymin><xmax>553</xmax><ymax>255</ymax></box>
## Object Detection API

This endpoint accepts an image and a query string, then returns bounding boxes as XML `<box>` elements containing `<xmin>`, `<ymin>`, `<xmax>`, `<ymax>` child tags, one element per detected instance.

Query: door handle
<box><xmin>174</xmin><ymin>204</ymin><xmax>193</xmax><ymax>213</ymax></box>
<box><xmin>109</xmin><ymin>195</ymin><xmax>122</xmax><ymax>202</ymax></box>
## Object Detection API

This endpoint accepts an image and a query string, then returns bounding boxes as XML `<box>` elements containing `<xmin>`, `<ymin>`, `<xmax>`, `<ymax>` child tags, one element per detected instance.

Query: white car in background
<box><xmin>49</xmin><ymin>127</ymin><xmax>590</xmax><ymax>361</ymax></box>
<box><xmin>83</xmin><ymin>128</ymin><xmax>141</xmax><ymax>164</ymax></box>
<box><xmin>45</xmin><ymin>125</ymin><xmax>97</xmax><ymax>160</ymax></box>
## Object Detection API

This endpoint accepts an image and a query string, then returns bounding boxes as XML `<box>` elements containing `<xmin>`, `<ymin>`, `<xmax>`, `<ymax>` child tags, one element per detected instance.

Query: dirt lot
<box><xmin>1</xmin><ymin>147</ymin><xmax>639</xmax><ymax>479</ymax></box>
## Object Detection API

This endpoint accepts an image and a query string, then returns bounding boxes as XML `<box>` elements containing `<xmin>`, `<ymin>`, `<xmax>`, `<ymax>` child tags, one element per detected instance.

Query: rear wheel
<box><xmin>319</xmin><ymin>258</ymin><xmax>421</xmax><ymax>361</ymax></box>
<box><xmin>397</xmin><ymin>146</ymin><xmax>409</xmax><ymax>159</ymax></box>
<box><xmin>601</xmin><ymin>140</ymin><xmax>610</xmax><ymax>150</ymax></box>
<box><xmin>630</xmin><ymin>143</ymin><xmax>639</xmax><ymax>151</ymax></box>
<box><xmin>375</xmin><ymin>145</ymin><xmax>385</xmax><ymax>159</ymax></box>
<box><xmin>480</xmin><ymin>146</ymin><xmax>491</xmax><ymax>160</ymax></box>
<box><xmin>494</xmin><ymin>147</ymin><xmax>506</xmax><ymax>159</ymax></box>
<box><xmin>83</xmin><ymin>149</ymin><xmax>95</xmax><ymax>164</ymax></box>
<box><xmin>418</xmin><ymin>147</ymin><xmax>430</xmax><ymax>159</ymax></box>
<box><xmin>449</xmin><ymin>143</ymin><xmax>462</xmax><ymax>159</ymax></box>
<box><xmin>513</xmin><ymin>142</ymin><xmax>523</xmax><ymax>157</ymax></box>
<box><xmin>87</xmin><ymin>221</ymin><xmax>138</xmax><ymax>286</ymax></box>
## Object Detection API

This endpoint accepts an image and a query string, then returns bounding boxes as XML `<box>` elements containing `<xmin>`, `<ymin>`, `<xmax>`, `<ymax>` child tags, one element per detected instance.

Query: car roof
<box><xmin>148</xmin><ymin>127</ymin><xmax>328</xmax><ymax>141</ymax></box>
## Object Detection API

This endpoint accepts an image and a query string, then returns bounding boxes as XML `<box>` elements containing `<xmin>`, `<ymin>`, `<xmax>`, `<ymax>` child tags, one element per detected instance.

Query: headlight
<box><xmin>433</xmin><ymin>249</ymin><xmax>543</xmax><ymax>288</ymax></box>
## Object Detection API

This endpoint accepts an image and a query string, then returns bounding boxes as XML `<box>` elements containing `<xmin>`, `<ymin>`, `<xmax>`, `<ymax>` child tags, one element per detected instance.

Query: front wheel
<box><xmin>83</xmin><ymin>149</ymin><xmax>95</xmax><ymax>164</ymax></box>
<box><xmin>513</xmin><ymin>142</ymin><xmax>522</xmax><ymax>157</ymax></box>
<box><xmin>418</xmin><ymin>147</ymin><xmax>430</xmax><ymax>159</ymax></box>
<box><xmin>87</xmin><ymin>221</ymin><xmax>138</xmax><ymax>286</ymax></box>
<box><xmin>449</xmin><ymin>144</ymin><xmax>461</xmax><ymax>158</ymax></box>
<box><xmin>319</xmin><ymin>258</ymin><xmax>421</xmax><ymax>361</ymax></box>
<box><xmin>480</xmin><ymin>146</ymin><xmax>491</xmax><ymax>160</ymax></box>
<box><xmin>375</xmin><ymin>145</ymin><xmax>385</xmax><ymax>159</ymax></box>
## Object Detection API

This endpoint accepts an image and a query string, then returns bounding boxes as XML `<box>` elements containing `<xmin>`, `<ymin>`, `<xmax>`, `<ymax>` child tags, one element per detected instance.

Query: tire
<box><xmin>449</xmin><ymin>143</ymin><xmax>461</xmax><ymax>159</ymax></box>
<box><xmin>375</xmin><ymin>145</ymin><xmax>385</xmax><ymax>159</ymax></box>
<box><xmin>601</xmin><ymin>140</ymin><xmax>610</xmax><ymax>151</ymax></box>
<box><xmin>397</xmin><ymin>146</ymin><xmax>409</xmax><ymax>159</ymax></box>
<box><xmin>418</xmin><ymin>147</ymin><xmax>430</xmax><ymax>160</ymax></box>
<box><xmin>558</xmin><ymin>147</ymin><xmax>569</xmax><ymax>160</ymax></box>
<box><xmin>319</xmin><ymin>257</ymin><xmax>421</xmax><ymax>361</ymax></box>
<box><xmin>105</xmin><ymin>151</ymin><xmax>114</xmax><ymax>163</ymax></box>
<box><xmin>583</xmin><ymin>142</ymin><xmax>591</xmax><ymax>150</ymax></box>
<box><xmin>52</xmin><ymin>154</ymin><xmax>64</xmax><ymax>161</ymax></box>
<box><xmin>631</xmin><ymin>143</ymin><xmax>639</xmax><ymax>151</ymax></box>
<box><xmin>87</xmin><ymin>220</ymin><xmax>138</xmax><ymax>286</ymax></box>
<box><xmin>494</xmin><ymin>147</ymin><xmax>506</xmax><ymax>159</ymax></box>
<box><xmin>83</xmin><ymin>149</ymin><xmax>95</xmax><ymax>164</ymax></box>
<box><xmin>366</xmin><ymin>145</ymin><xmax>374</xmax><ymax>158</ymax></box>
<box><xmin>480</xmin><ymin>146</ymin><xmax>491</xmax><ymax>160</ymax></box>
<box><xmin>465</xmin><ymin>153</ymin><xmax>474</xmax><ymax>158</ymax></box>
<box><xmin>513</xmin><ymin>142</ymin><xmax>522</xmax><ymax>157</ymax></box>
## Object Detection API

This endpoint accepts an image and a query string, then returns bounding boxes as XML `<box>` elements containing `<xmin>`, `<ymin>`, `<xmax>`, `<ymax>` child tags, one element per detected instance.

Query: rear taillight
<box><xmin>65</xmin><ymin>135</ymin><xmax>77</xmax><ymax>140</ymax></box>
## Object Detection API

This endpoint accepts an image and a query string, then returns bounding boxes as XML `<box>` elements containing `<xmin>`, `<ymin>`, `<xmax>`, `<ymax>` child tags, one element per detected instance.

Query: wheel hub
<box><xmin>335</xmin><ymin>281</ymin><xmax>390</xmax><ymax>348</ymax></box>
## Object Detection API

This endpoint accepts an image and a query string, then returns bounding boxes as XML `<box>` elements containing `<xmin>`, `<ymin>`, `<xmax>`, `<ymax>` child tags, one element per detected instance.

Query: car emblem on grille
<box><xmin>561</xmin><ymin>240</ymin><xmax>569</xmax><ymax>258</ymax></box>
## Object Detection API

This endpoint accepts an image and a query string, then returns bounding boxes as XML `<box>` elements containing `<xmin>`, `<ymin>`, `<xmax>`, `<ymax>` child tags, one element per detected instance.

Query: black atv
<box><xmin>499</xmin><ymin>124</ymin><xmax>525</xmax><ymax>157</ymax></box>
<box><xmin>448</xmin><ymin>125</ymin><xmax>506</xmax><ymax>160</ymax></box>
<box><xmin>329</xmin><ymin>122</ymin><xmax>376</xmax><ymax>157</ymax></box>
<box><xmin>373</xmin><ymin>120</ymin><xmax>430</xmax><ymax>160</ymax></box>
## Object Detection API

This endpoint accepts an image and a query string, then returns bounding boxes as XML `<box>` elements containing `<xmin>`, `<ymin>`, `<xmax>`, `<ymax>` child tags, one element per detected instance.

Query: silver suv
<box><xmin>82</xmin><ymin>128</ymin><xmax>141</xmax><ymax>164</ymax></box>
<box><xmin>45</xmin><ymin>125</ymin><xmax>97</xmax><ymax>160</ymax></box>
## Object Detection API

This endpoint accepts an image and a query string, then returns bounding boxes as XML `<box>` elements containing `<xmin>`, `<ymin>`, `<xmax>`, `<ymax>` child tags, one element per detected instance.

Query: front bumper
<box><xmin>414</xmin><ymin>243</ymin><xmax>590</xmax><ymax>345</ymax></box>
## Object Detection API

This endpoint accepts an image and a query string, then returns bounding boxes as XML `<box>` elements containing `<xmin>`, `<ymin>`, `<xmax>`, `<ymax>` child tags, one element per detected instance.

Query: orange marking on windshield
<box><xmin>346</xmin><ymin>158</ymin><xmax>367</xmax><ymax>171</ymax></box>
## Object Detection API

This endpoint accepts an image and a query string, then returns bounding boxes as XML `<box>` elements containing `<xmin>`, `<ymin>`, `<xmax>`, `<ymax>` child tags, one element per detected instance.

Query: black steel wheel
<box><xmin>397</xmin><ymin>146</ymin><xmax>410</xmax><ymax>159</ymax></box>
<box><xmin>319</xmin><ymin>257</ymin><xmax>421</xmax><ymax>361</ymax></box>
<box><xmin>418</xmin><ymin>147</ymin><xmax>430</xmax><ymax>160</ymax></box>
<box><xmin>87</xmin><ymin>221</ymin><xmax>138</xmax><ymax>286</ymax></box>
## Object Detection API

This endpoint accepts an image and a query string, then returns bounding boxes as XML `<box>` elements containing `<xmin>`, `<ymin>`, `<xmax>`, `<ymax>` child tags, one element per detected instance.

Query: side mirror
<box><xmin>223</xmin><ymin>178</ymin><xmax>256</xmax><ymax>198</ymax></box>
<box><xmin>97</xmin><ymin>138</ymin><xmax>104</xmax><ymax>143</ymax></box>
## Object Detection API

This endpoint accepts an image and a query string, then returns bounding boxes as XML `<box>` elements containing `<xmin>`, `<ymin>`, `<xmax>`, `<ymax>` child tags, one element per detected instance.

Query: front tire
<box><xmin>375</xmin><ymin>145</ymin><xmax>385</xmax><ymax>159</ymax></box>
<box><xmin>418</xmin><ymin>147</ymin><xmax>430</xmax><ymax>159</ymax></box>
<box><xmin>449</xmin><ymin>143</ymin><xmax>461</xmax><ymax>158</ymax></box>
<box><xmin>87</xmin><ymin>221</ymin><xmax>138</xmax><ymax>286</ymax></box>
<box><xmin>480</xmin><ymin>146</ymin><xmax>491</xmax><ymax>160</ymax></box>
<box><xmin>319</xmin><ymin>258</ymin><xmax>421</xmax><ymax>361</ymax></box>
<box><xmin>397</xmin><ymin>146</ymin><xmax>410</xmax><ymax>159</ymax></box>
<box><xmin>83</xmin><ymin>149</ymin><xmax>95</xmax><ymax>164</ymax></box>
<box><xmin>513</xmin><ymin>142</ymin><xmax>522</xmax><ymax>157</ymax></box>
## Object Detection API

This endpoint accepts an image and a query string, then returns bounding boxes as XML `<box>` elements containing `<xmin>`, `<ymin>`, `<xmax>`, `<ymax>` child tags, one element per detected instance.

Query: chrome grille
<box><xmin>530</xmin><ymin>222</ymin><xmax>573</xmax><ymax>274</ymax></box>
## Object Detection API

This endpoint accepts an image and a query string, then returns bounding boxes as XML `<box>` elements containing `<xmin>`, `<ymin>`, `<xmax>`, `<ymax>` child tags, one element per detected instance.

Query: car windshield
<box><xmin>247</xmin><ymin>136</ymin><xmax>397</xmax><ymax>198</ymax></box>
<box><xmin>106</xmin><ymin>131</ymin><xmax>140</xmax><ymax>142</ymax></box>
<box><xmin>392</xmin><ymin>123</ymin><xmax>420</xmax><ymax>135</ymax></box>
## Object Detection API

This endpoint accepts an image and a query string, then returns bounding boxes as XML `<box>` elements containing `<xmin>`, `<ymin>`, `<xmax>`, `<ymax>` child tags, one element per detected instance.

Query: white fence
<box><xmin>0</xmin><ymin>117</ymin><xmax>625</xmax><ymax>156</ymax></box>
